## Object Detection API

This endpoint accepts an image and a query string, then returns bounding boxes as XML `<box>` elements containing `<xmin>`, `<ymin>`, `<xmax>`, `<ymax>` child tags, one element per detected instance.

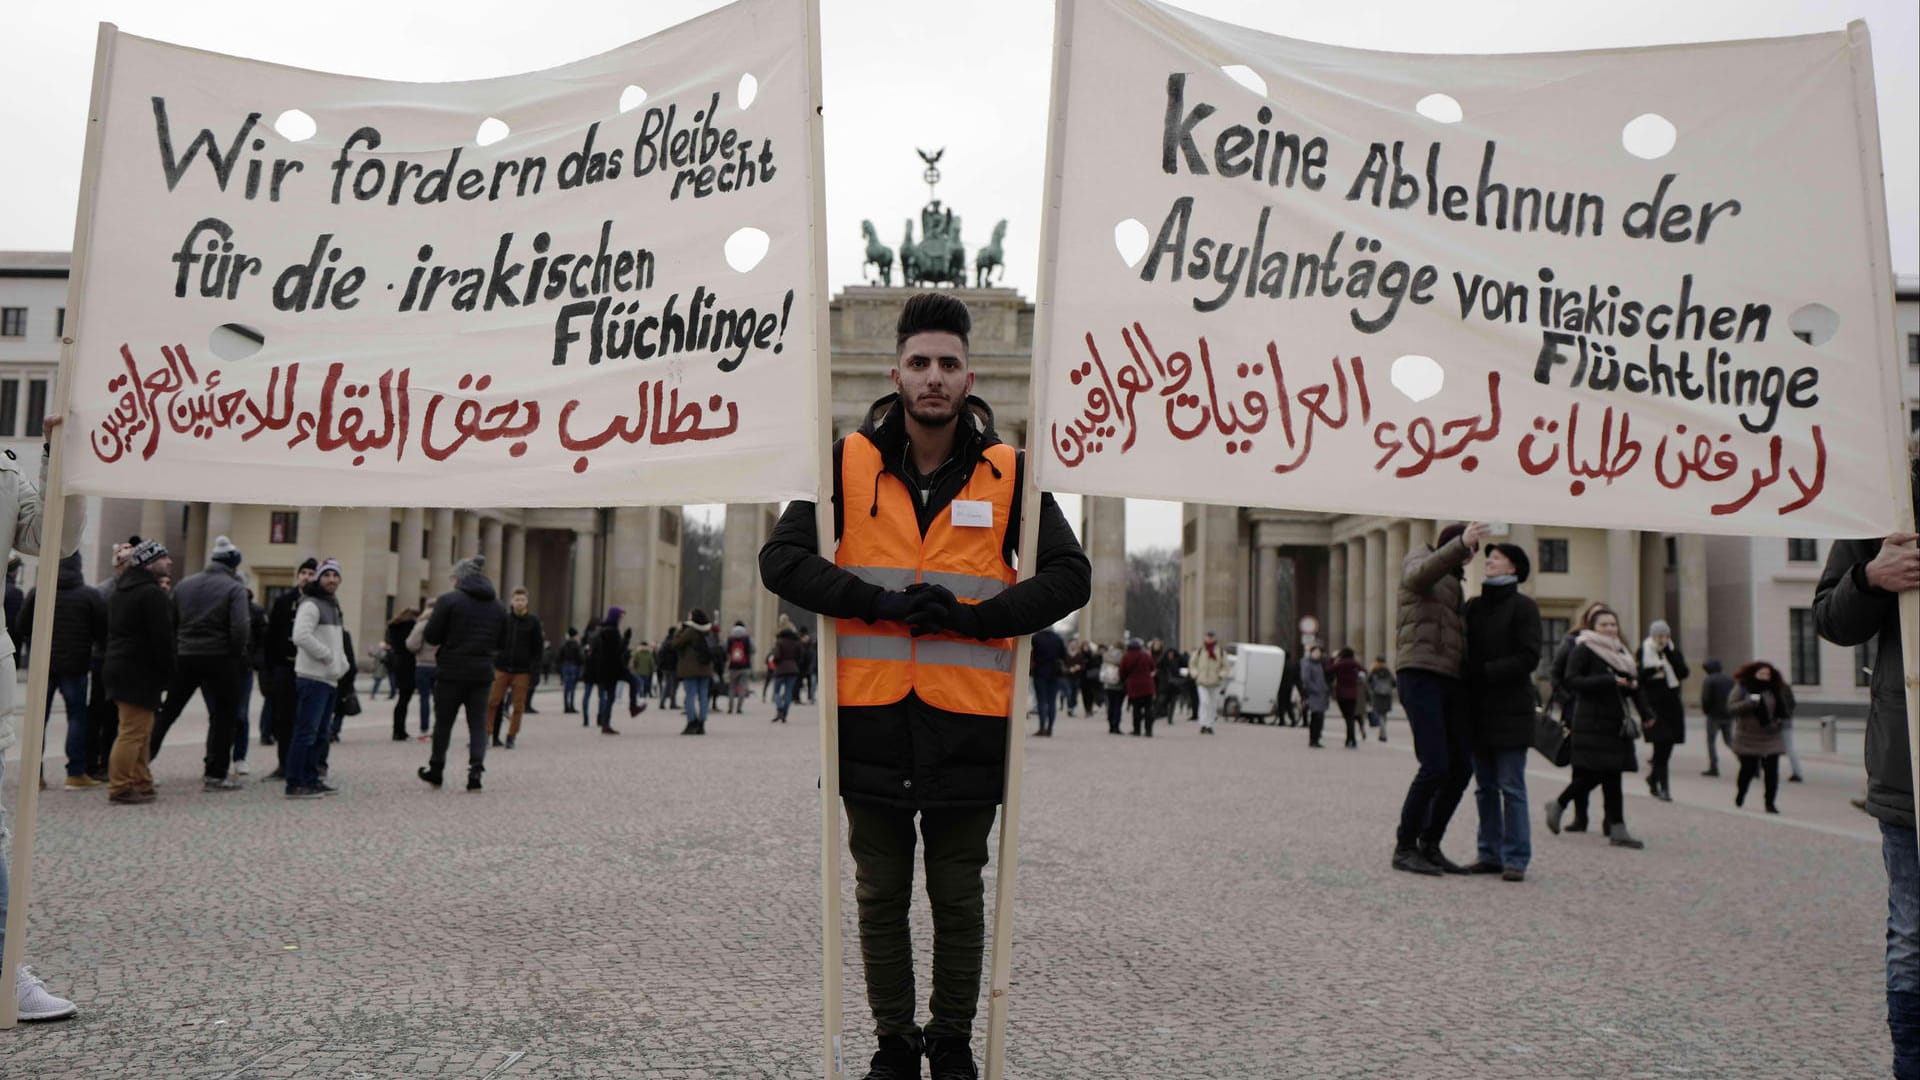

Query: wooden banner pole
<box><xmin>798</xmin><ymin>1</ymin><xmax>845</xmax><ymax>1074</ymax></box>
<box><xmin>1</xmin><ymin>21</ymin><xmax>116</xmax><ymax>1029</ymax></box>
<box><xmin>983</xmin><ymin>1</ymin><xmax>1078</xmax><ymax>1075</ymax></box>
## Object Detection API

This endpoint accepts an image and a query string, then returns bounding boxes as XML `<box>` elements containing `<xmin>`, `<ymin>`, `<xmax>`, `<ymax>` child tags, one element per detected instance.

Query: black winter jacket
<box><xmin>1564</xmin><ymin>641</ymin><xmax>1651</xmax><ymax>774</ymax></box>
<box><xmin>1462</xmin><ymin>581</ymin><xmax>1542</xmax><ymax>750</ymax></box>
<box><xmin>1815</xmin><ymin>532</ymin><xmax>1916</xmax><ymax>829</ymax></box>
<box><xmin>423</xmin><ymin>574</ymin><xmax>504</xmax><ymax>683</ymax></box>
<box><xmin>267</xmin><ymin>588</ymin><xmax>302</xmax><ymax>668</ymax></box>
<box><xmin>384</xmin><ymin>619</ymin><xmax>417</xmax><ymax>687</ymax></box>
<box><xmin>1639</xmin><ymin>642</ymin><xmax>1691</xmax><ymax>745</ymax></box>
<box><xmin>586</xmin><ymin>623</ymin><xmax>630</xmax><ymax>686</ymax></box>
<box><xmin>1700</xmin><ymin>663</ymin><xmax>1734</xmax><ymax>720</ymax></box>
<box><xmin>495</xmin><ymin>612</ymin><xmax>545</xmax><ymax>674</ymax></box>
<box><xmin>759</xmin><ymin>393</ymin><xmax>1092</xmax><ymax>808</ymax></box>
<box><xmin>104</xmin><ymin>567</ymin><xmax>175</xmax><ymax>709</ymax></box>
<box><xmin>17</xmin><ymin>554</ymin><xmax>106</xmax><ymax>676</ymax></box>
<box><xmin>557</xmin><ymin>638</ymin><xmax>584</xmax><ymax>667</ymax></box>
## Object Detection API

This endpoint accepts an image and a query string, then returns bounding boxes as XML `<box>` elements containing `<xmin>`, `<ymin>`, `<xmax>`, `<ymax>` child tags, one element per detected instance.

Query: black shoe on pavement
<box><xmin>1391</xmin><ymin>846</ymin><xmax>1443</xmax><ymax>876</ymax></box>
<box><xmin>313</xmin><ymin>782</ymin><xmax>339</xmax><ymax>797</ymax></box>
<box><xmin>1702</xmin><ymin>768</ymin><xmax>1720</xmax><ymax>777</ymax></box>
<box><xmin>925</xmin><ymin>1035</ymin><xmax>977</xmax><ymax>1080</ymax></box>
<box><xmin>1464</xmin><ymin>861</ymin><xmax>1503</xmax><ymax>875</ymax></box>
<box><xmin>1418</xmin><ymin>841</ymin><xmax>1471</xmax><ymax>875</ymax></box>
<box><xmin>862</xmin><ymin>1033</ymin><xmax>923</xmax><ymax>1080</ymax></box>
<box><xmin>1789</xmin><ymin>774</ymin><xmax>1804</xmax><ymax>783</ymax></box>
<box><xmin>601</xmin><ymin>725</ymin><xmax>620</xmax><ymax>735</ymax></box>
<box><xmin>467</xmin><ymin>770</ymin><xmax>483</xmax><ymax>792</ymax></box>
<box><xmin>391</xmin><ymin>731</ymin><xmax>409</xmax><ymax>742</ymax></box>
<box><xmin>630</xmin><ymin>702</ymin><xmax>647</xmax><ymax>718</ymax></box>
<box><xmin>505</xmin><ymin>737</ymin><xmax>516</xmax><ymax>749</ymax></box>
<box><xmin>1501</xmin><ymin>868</ymin><xmax>1526</xmax><ymax>883</ymax></box>
<box><xmin>418</xmin><ymin>767</ymin><xmax>443</xmax><ymax>788</ymax></box>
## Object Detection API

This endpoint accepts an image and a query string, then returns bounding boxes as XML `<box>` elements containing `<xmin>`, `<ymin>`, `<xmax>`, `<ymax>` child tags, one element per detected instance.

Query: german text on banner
<box><xmin>66</xmin><ymin>0</ymin><xmax>815</xmax><ymax>507</ymax></box>
<box><xmin>1037</xmin><ymin>0</ymin><xmax>1899</xmax><ymax>538</ymax></box>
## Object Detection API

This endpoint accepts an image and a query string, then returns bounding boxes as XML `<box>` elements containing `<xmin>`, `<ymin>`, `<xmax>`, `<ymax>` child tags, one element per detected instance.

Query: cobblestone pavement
<box><xmin>0</xmin><ymin>685</ymin><xmax>1892</xmax><ymax>1078</ymax></box>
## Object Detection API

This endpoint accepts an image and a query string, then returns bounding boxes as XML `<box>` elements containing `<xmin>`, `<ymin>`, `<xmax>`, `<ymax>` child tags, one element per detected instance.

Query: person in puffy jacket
<box><xmin>1728</xmin><ymin>660</ymin><xmax>1792</xmax><ymax>815</ymax></box>
<box><xmin>1120</xmin><ymin>638</ymin><xmax>1157</xmax><ymax>737</ymax></box>
<box><xmin>1461</xmin><ymin>543</ymin><xmax>1542</xmax><ymax>882</ymax></box>
<box><xmin>17</xmin><ymin>551</ymin><xmax>106</xmax><ymax>788</ymax></box>
<box><xmin>1298</xmin><ymin>645</ymin><xmax>1330</xmax><ymax>749</ymax></box>
<box><xmin>104</xmin><ymin>540</ymin><xmax>174</xmax><ymax>804</ymax></box>
<box><xmin>150</xmin><ymin>535</ymin><xmax>251</xmax><ymax>790</ymax></box>
<box><xmin>770</xmin><ymin>618</ymin><xmax>802</xmax><ymax>723</ymax></box>
<box><xmin>1327</xmin><ymin>647</ymin><xmax>1366</xmax><ymax>749</ymax></box>
<box><xmin>1544</xmin><ymin>607</ymin><xmax>1653</xmax><ymax>850</ymax></box>
<box><xmin>584</xmin><ymin>607</ymin><xmax>635</xmax><ymax>734</ymax></box>
<box><xmin>419</xmin><ymin>556</ymin><xmax>503</xmax><ymax>792</ymax></box>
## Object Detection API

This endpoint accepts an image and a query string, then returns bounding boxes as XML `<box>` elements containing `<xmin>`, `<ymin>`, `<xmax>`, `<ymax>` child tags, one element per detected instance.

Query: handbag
<box><xmin>1532</xmin><ymin>706</ymin><xmax>1572</xmax><ymax>767</ymax></box>
<box><xmin>338</xmin><ymin>689</ymin><xmax>363</xmax><ymax>717</ymax></box>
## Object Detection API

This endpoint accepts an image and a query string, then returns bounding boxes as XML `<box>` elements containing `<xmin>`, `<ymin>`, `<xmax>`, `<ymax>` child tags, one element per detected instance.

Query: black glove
<box><xmin>938</xmin><ymin>601</ymin><xmax>985</xmax><ymax>640</ymax></box>
<box><xmin>869</xmin><ymin>589</ymin><xmax>918</xmax><ymax>624</ymax></box>
<box><xmin>905</xmin><ymin>584</ymin><xmax>958</xmax><ymax>637</ymax></box>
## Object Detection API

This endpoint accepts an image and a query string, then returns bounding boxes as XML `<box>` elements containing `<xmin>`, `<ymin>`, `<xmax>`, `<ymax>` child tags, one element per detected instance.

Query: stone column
<box><xmin>182</xmin><ymin>503</ymin><xmax>209</xmax><ymax>571</ymax></box>
<box><xmin>399</xmin><ymin>507</ymin><xmax>427</xmax><ymax>608</ymax></box>
<box><xmin>457</xmin><ymin>512</ymin><xmax>481</xmax><ymax>564</ymax></box>
<box><xmin>358</xmin><ymin>508</ymin><xmax>392</xmax><ymax>658</ymax></box>
<box><xmin>1383</xmin><ymin>522</ymin><xmax>1408</xmax><ymax>670</ymax></box>
<box><xmin>139</xmin><ymin>500</ymin><xmax>168</xmax><ymax>547</ymax></box>
<box><xmin>572</xmin><ymin>526</ymin><xmax>598</xmax><ymax>630</ymax></box>
<box><xmin>1676</xmin><ymin>533</ymin><xmax>1709</xmax><ymax>695</ymax></box>
<box><xmin>609</xmin><ymin>507</ymin><xmax>653</xmax><ymax>632</ymax></box>
<box><xmin>1640</xmin><ymin>531</ymin><xmax>1669</xmax><ymax>636</ymax></box>
<box><xmin>1257</xmin><ymin>544</ymin><xmax>1283</xmax><ymax>645</ymax></box>
<box><xmin>1179</xmin><ymin>504</ymin><xmax>1241</xmax><ymax>645</ymax></box>
<box><xmin>481</xmin><ymin>517</ymin><xmax>505</xmax><ymax>580</ymax></box>
<box><xmin>504</xmin><ymin>524</ymin><xmax>527</xmax><ymax>596</ymax></box>
<box><xmin>296</xmin><ymin>507</ymin><xmax>323</xmax><ymax>560</ymax></box>
<box><xmin>720</xmin><ymin>504</ymin><xmax>776</xmax><ymax>644</ymax></box>
<box><xmin>1327</xmin><ymin>542</ymin><xmax>1347</xmax><ymax>649</ymax></box>
<box><xmin>1606</xmin><ymin>529</ymin><xmax>1640</xmax><ymax>636</ymax></box>
<box><xmin>1406</xmin><ymin>518</ymin><xmax>1433</xmax><ymax>555</ymax></box>
<box><xmin>203</xmin><ymin>502</ymin><xmax>234</xmax><ymax>565</ymax></box>
<box><xmin>1363</xmin><ymin>529</ymin><xmax>1387</xmax><ymax>662</ymax></box>
<box><xmin>1343</xmin><ymin>537</ymin><xmax>1365</xmax><ymax>652</ymax></box>
<box><xmin>1080</xmin><ymin>496</ymin><xmax>1127</xmax><ymax>645</ymax></box>
<box><xmin>431</xmin><ymin>508</ymin><xmax>456</xmax><ymax>585</ymax></box>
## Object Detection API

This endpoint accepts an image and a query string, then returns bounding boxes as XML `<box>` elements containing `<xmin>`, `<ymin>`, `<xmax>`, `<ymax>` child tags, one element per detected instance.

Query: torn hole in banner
<box><xmin>725</xmin><ymin>227</ymin><xmax>770</xmax><ymax>273</ymax></box>
<box><xmin>475</xmin><ymin>117</ymin><xmax>511</xmax><ymax>147</ymax></box>
<box><xmin>1391</xmin><ymin>355</ymin><xmax>1444</xmax><ymax>402</ymax></box>
<box><xmin>619</xmin><ymin>85</ymin><xmax>649</xmax><ymax>113</ymax></box>
<box><xmin>273</xmin><ymin>109</ymin><xmax>316</xmax><ymax>142</ymax></box>
<box><xmin>1787</xmin><ymin>302</ymin><xmax>1839</xmax><ymax>346</ymax></box>
<box><xmin>737</xmin><ymin>73</ymin><xmax>758</xmax><ymax>110</ymax></box>
<box><xmin>1114</xmin><ymin>219</ymin><xmax>1148</xmax><ymax>269</ymax></box>
<box><xmin>1622</xmin><ymin>113</ymin><xmax>1676</xmax><ymax>160</ymax></box>
<box><xmin>209</xmin><ymin>323</ymin><xmax>265</xmax><ymax>363</ymax></box>
<box><xmin>1414</xmin><ymin>93</ymin><xmax>1463</xmax><ymax>125</ymax></box>
<box><xmin>1221</xmin><ymin>64</ymin><xmax>1267</xmax><ymax>98</ymax></box>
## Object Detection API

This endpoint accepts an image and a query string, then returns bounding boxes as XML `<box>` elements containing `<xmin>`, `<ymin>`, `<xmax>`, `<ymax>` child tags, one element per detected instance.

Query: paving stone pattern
<box><xmin>0</xmin><ymin>686</ymin><xmax>1892</xmax><ymax>1078</ymax></box>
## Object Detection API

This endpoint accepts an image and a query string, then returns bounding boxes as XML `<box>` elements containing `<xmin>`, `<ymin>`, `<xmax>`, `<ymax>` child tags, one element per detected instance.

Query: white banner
<box><xmin>66</xmin><ymin>0</ymin><xmax>817</xmax><ymax>507</ymax></box>
<box><xmin>1038</xmin><ymin>0</ymin><xmax>1901</xmax><ymax>538</ymax></box>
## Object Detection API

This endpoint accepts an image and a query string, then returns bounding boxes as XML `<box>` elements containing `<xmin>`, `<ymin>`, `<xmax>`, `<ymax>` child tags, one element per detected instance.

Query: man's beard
<box><xmin>903</xmin><ymin>395</ymin><xmax>961</xmax><ymax>427</ymax></box>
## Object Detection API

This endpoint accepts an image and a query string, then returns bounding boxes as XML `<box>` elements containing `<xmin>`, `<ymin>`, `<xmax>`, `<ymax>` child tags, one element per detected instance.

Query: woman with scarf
<box><xmin>1728</xmin><ymin>660</ymin><xmax>1794</xmax><ymax>814</ymax></box>
<box><xmin>1543</xmin><ymin>606</ymin><xmax>1653</xmax><ymax>849</ymax></box>
<box><xmin>1637</xmin><ymin>619</ymin><xmax>1691</xmax><ymax>802</ymax></box>
<box><xmin>1463</xmin><ymin>543</ymin><xmax>1541</xmax><ymax>882</ymax></box>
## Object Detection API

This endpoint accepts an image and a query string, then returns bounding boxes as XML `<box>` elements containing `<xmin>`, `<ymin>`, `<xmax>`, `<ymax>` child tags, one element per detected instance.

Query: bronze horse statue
<box><xmin>861</xmin><ymin>220</ymin><xmax>893</xmax><ymax>286</ymax></box>
<box><xmin>974</xmin><ymin>220</ymin><xmax>1007</xmax><ymax>288</ymax></box>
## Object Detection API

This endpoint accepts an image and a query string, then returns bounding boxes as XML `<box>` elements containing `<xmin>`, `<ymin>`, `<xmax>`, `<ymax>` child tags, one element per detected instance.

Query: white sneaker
<box><xmin>233</xmin><ymin>760</ymin><xmax>251</xmax><ymax>776</ymax></box>
<box><xmin>14</xmin><ymin>966</ymin><xmax>77</xmax><ymax>1021</ymax></box>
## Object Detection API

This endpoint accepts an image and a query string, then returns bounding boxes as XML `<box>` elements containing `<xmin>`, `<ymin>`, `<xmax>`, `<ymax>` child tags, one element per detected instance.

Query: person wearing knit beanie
<box><xmin>210</xmin><ymin>535</ymin><xmax>242</xmax><ymax>569</ymax></box>
<box><xmin>454</xmin><ymin>555</ymin><xmax>485</xmax><ymax>581</ymax></box>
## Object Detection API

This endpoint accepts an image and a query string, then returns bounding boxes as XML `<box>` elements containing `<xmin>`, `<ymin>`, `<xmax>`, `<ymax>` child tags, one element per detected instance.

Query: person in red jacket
<box><xmin>1328</xmin><ymin>647</ymin><xmax>1367</xmax><ymax>748</ymax></box>
<box><xmin>1120</xmin><ymin>637</ymin><xmax>1158</xmax><ymax>737</ymax></box>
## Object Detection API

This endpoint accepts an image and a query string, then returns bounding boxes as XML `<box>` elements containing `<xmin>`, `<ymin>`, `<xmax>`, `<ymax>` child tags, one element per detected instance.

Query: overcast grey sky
<box><xmin>4</xmin><ymin>0</ymin><xmax>1915</xmax><ymax>549</ymax></box>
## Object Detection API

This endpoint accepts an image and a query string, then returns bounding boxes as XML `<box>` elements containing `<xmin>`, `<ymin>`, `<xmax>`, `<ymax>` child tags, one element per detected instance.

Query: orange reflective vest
<box><xmin>835</xmin><ymin>433</ymin><xmax>1018</xmax><ymax>716</ymax></box>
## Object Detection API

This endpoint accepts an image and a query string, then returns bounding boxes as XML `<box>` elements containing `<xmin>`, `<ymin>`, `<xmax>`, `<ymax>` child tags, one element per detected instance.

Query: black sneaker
<box><xmin>1391</xmin><ymin>846</ymin><xmax>1443</xmax><ymax>876</ymax></box>
<box><xmin>924</xmin><ymin>1035</ymin><xmax>977</xmax><ymax>1080</ymax></box>
<box><xmin>467</xmin><ymin>770</ymin><xmax>483</xmax><ymax>792</ymax></box>
<box><xmin>418</xmin><ymin>767</ymin><xmax>443</xmax><ymax>788</ymax></box>
<box><xmin>285</xmin><ymin>786</ymin><xmax>325</xmax><ymax>800</ymax></box>
<box><xmin>504</xmin><ymin>737</ymin><xmax>516</xmax><ymax>749</ymax></box>
<box><xmin>313</xmin><ymin>782</ymin><xmax>340</xmax><ymax>797</ymax></box>
<box><xmin>862</xmin><ymin>1033</ymin><xmax>923</xmax><ymax>1080</ymax></box>
<box><xmin>1418</xmin><ymin>841</ymin><xmax>1471</xmax><ymax>875</ymax></box>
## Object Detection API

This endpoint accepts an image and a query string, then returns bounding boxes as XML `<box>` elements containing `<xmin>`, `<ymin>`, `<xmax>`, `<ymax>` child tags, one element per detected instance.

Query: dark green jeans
<box><xmin>844</xmin><ymin>799</ymin><xmax>998</xmax><ymax>1039</ymax></box>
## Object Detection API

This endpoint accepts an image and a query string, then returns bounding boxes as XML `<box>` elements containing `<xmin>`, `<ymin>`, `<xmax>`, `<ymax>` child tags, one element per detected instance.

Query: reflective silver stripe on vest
<box><xmin>918</xmin><ymin>571</ymin><xmax>1009</xmax><ymax>602</ymax></box>
<box><xmin>838</xmin><ymin>634</ymin><xmax>913</xmax><ymax>662</ymax></box>
<box><xmin>914</xmin><ymin>639</ymin><xmax>1015</xmax><ymax>674</ymax></box>
<box><xmin>841</xmin><ymin>565</ymin><xmax>917</xmax><ymax>591</ymax></box>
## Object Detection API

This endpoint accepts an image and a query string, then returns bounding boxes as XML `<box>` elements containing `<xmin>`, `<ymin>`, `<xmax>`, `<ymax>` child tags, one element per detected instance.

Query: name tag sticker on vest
<box><xmin>950</xmin><ymin>500</ymin><xmax>993</xmax><ymax>528</ymax></box>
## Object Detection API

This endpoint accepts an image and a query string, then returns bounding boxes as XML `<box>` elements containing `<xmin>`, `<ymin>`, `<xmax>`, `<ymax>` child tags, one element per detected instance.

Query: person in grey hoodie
<box><xmin>287</xmin><ymin>559</ymin><xmax>349</xmax><ymax>798</ymax></box>
<box><xmin>150</xmin><ymin>535</ymin><xmax>251</xmax><ymax>790</ymax></box>
<box><xmin>419</xmin><ymin>556</ymin><xmax>504</xmax><ymax>791</ymax></box>
<box><xmin>1298</xmin><ymin>646</ymin><xmax>1331</xmax><ymax>748</ymax></box>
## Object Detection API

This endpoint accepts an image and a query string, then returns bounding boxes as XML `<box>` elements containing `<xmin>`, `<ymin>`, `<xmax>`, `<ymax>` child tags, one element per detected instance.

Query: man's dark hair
<box><xmin>896</xmin><ymin>291</ymin><xmax>971</xmax><ymax>352</ymax></box>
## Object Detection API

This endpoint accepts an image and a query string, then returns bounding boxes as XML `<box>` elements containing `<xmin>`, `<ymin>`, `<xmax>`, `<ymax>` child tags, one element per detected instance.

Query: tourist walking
<box><xmin>486</xmin><ymin>586</ymin><xmax>544</xmax><ymax>749</ymax></box>
<box><xmin>1543</xmin><ymin>607</ymin><xmax>1650</xmax><ymax>849</ymax></box>
<box><xmin>724</xmin><ymin>620</ymin><xmax>754</xmax><ymax>714</ymax></box>
<box><xmin>1366</xmin><ymin>657</ymin><xmax>1395</xmax><ymax>742</ymax></box>
<box><xmin>674</xmin><ymin>608</ymin><xmax>716</xmax><ymax>735</ymax></box>
<box><xmin>1699</xmin><ymin>658</ymin><xmax>1735</xmax><ymax>777</ymax></box>
<box><xmin>1637</xmin><ymin>619</ymin><xmax>1690</xmax><ymax>801</ymax></box>
<box><xmin>1299</xmin><ymin>645</ymin><xmax>1330</xmax><ymax>749</ymax></box>
<box><xmin>1328</xmin><ymin>646</ymin><xmax>1365</xmax><ymax>748</ymax></box>
<box><xmin>149</xmin><ymin>535</ymin><xmax>251</xmax><ymax>791</ymax></box>
<box><xmin>406</xmin><ymin>596</ymin><xmax>439</xmax><ymax>740</ymax></box>
<box><xmin>1191</xmin><ymin>631</ymin><xmax>1225</xmax><ymax>734</ymax></box>
<box><xmin>263</xmin><ymin>558</ymin><xmax>318</xmax><ymax>777</ymax></box>
<box><xmin>1547</xmin><ymin>600</ymin><xmax>1608</xmax><ymax>832</ymax></box>
<box><xmin>1121</xmin><ymin>637</ymin><xmax>1157</xmax><ymax>736</ymax></box>
<box><xmin>385</xmin><ymin>608</ymin><xmax>419</xmax><ymax>740</ymax></box>
<box><xmin>418</xmin><ymin>556</ymin><xmax>503</xmax><ymax>792</ymax></box>
<box><xmin>585</xmin><ymin>607</ymin><xmax>634</xmax><ymax>734</ymax></box>
<box><xmin>1462</xmin><ymin>542</ymin><xmax>1541</xmax><ymax>882</ymax></box>
<box><xmin>1076</xmin><ymin>639</ymin><xmax>1104</xmax><ymax>718</ymax></box>
<box><xmin>1728</xmin><ymin>660</ymin><xmax>1791</xmax><ymax>814</ymax></box>
<box><xmin>557</xmin><ymin>628</ymin><xmax>584</xmax><ymax>714</ymax></box>
<box><xmin>17</xmin><ymin>551</ymin><xmax>106</xmax><ymax>789</ymax></box>
<box><xmin>1030</xmin><ymin>627</ymin><xmax>1066</xmax><ymax>736</ymax></box>
<box><xmin>1100</xmin><ymin>639</ymin><xmax>1125</xmax><ymax>734</ymax></box>
<box><xmin>770</xmin><ymin>616</ymin><xmax>801</xmax><ymax>722</ymax></box>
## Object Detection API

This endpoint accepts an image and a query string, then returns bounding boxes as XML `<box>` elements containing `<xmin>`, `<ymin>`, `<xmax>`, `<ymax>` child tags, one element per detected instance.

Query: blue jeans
<box><xmin>1472</xmin><ymin>746</ymin><xmax>1531</xmax><ymax>871</ymax></box>
<box><xmin>1032</xmin><ymin>675</ymin><xmax>1062</xmax><ymax>733</ymax></box>
<box><xmin>1395</xmin><ymin>670</ymin><xmax>1472</xmax><ymax>850</ymax></box>
<box><xmin>773</xmin><ymin>674</ymin><xmax>798</xmax><ymax>717</ymax></box>
<box><xmin>414</xmin><ymin>667</ymin><xmax>437</xmax><ymax>733</ymax></box>
<box><xmin>1882</xmin><ymin>822</ymin><xmax>1920</xmax><ymax>1079</ymax></box>
<box><xmin>288</xmin><ymin>676</ymin><xmax>336</xmax><ymax>790</ymax></box>
<box><xmin>45</xmin><ymin>672</ymin><xmax>90</xmax><ymax>777</ymax></box>
<box><xmin>683</xmin><ymin>676</ymin><xmax>710</xmax><ymax>726</ymax></box>
<box><xmin>560</xmin><ymin>663</ymin><xmax>581</xmax><ymax>710</ymax></box>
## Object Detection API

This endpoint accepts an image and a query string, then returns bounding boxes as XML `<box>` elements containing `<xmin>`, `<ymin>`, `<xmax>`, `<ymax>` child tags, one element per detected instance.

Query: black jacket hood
<box><xmin>56</xmin><ymin>551</ymin><xmax>85</xmax><ymax>591</ymax></box>
<box><xmin>457</xmin><ymin>574</ymin><xmax>497</xmax><ymax>603</ymax></box>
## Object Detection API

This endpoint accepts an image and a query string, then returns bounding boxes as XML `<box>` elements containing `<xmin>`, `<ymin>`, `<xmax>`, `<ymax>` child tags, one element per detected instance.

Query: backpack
<box><xmin>728</xmin><ymin>637</ymin><xmax>750</xmax><ymax>668</ymax></box>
